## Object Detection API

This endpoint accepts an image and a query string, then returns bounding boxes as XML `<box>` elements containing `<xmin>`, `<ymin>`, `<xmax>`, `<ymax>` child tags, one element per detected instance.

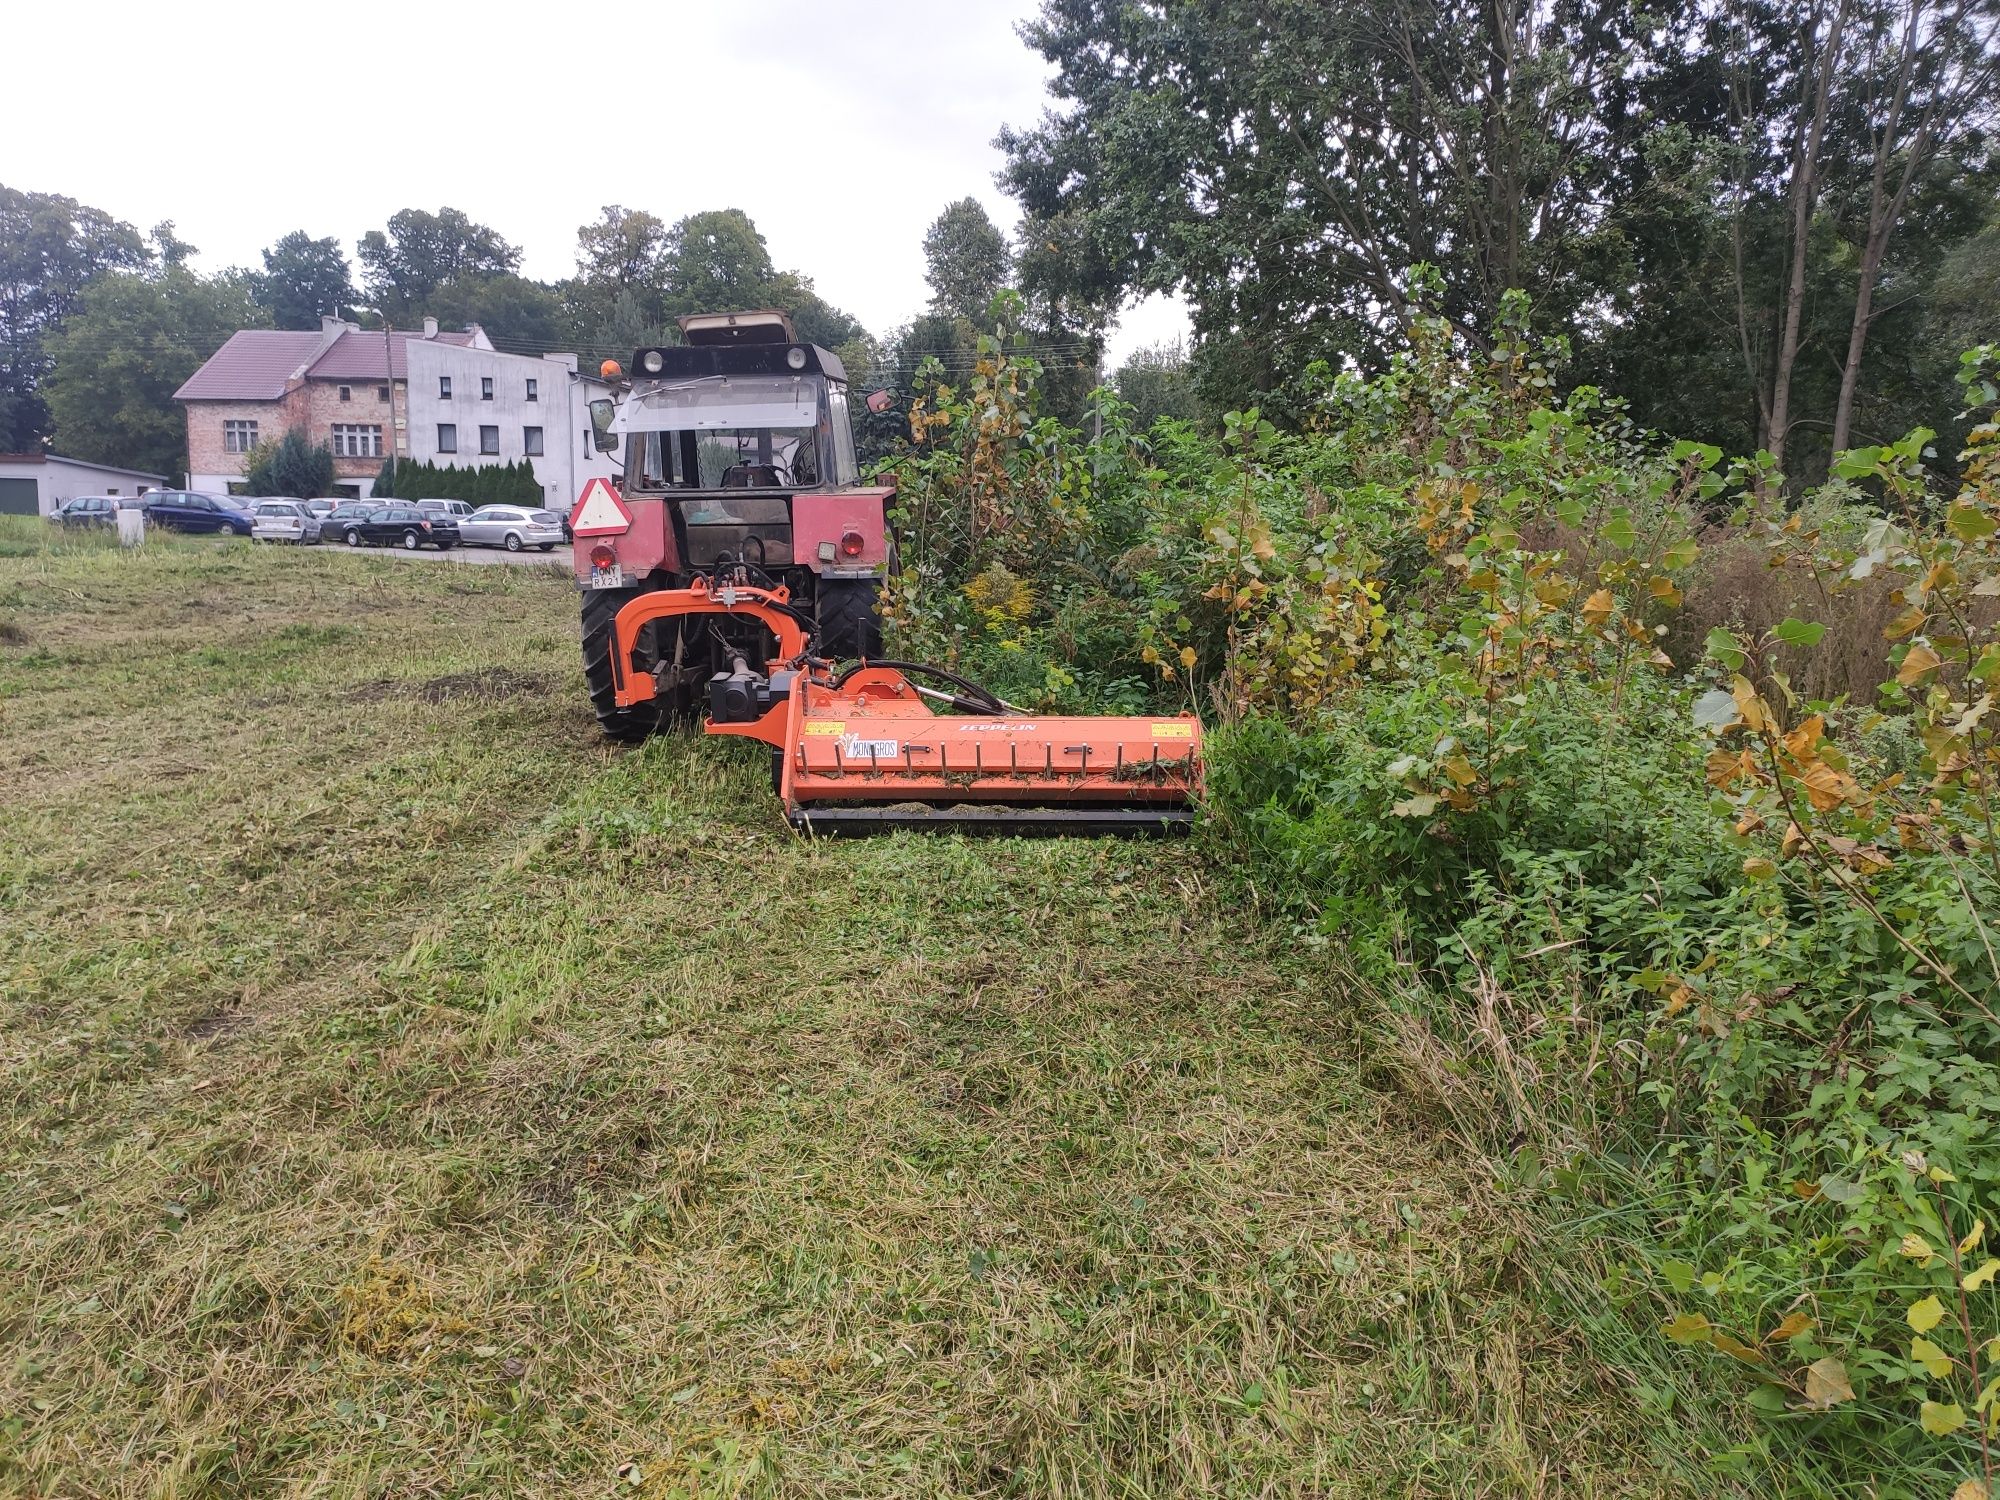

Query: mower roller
<box><xmin>604</xmin><ymin>578</ymin><xmax>1203</xmax><ymax>835</ymax></box>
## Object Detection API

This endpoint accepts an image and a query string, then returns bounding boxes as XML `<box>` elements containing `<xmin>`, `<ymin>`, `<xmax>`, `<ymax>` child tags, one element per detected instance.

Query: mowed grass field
<box><xmin>0</xmin><ymin>524</ymin><xmax>1686</xmax><ymax>1497</ymax></box>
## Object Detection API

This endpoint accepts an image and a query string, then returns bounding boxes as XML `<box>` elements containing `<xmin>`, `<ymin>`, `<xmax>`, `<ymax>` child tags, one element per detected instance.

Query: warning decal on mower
<box><xmin>803</xmin><ymin>721</ymin><xmax>845</xmax><ymax>736</ymax></box>
<box><xmin>1151</xmin><ymin>723</ymin><xmax>1195</xmax><ymax>738</ymax></box>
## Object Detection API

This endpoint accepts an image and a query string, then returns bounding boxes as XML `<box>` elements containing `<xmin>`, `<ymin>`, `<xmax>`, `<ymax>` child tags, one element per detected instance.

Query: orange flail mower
<box><xmin>604</xmin><ymin>578</ymin><xmax>1203</xmax><ymax>834</ymax></box>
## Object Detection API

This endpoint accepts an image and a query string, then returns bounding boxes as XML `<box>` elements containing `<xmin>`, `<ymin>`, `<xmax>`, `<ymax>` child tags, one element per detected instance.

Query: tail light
<box><xmin>839</xmin><ymin>528</ymin><xmax>865</xmax><ymax>558</ymax></box>
<box><xmin>590</xmin><ymin>544</ymin><xmax>616</xmax><ymax>570</ymax></box>
<box><xmin>420</xmin><ymin>520</ymin><xmax>432</xmax><ymax>530</ymax></box>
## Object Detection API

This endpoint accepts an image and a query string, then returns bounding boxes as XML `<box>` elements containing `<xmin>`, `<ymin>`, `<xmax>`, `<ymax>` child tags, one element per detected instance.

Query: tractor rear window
<box><xmin>620</xmin><ymin>373</ymin><xmax>834</xmax><ymax>492</ymax></box>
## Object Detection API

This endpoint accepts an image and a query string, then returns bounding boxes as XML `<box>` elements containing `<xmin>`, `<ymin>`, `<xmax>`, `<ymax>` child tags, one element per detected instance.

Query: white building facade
<box><xmin>402</xmin><ymin>342</ymin><xmax>619</xmax><ymax>513</ymax></box>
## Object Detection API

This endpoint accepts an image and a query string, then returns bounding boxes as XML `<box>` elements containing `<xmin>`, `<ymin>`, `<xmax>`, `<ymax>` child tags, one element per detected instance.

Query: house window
<box><xmin>222</xmin><ymin>419</ymin><xmax>259</xmax><ymax>454</ymax></box>
<box><xmin>338</xmin><ymin>385</ymin><xmax>352</xmax><ymax>402</ymax></box>
<box><xmin>480</xmin><ymin>377</ymin><xmax>493</xmax><ymax>401</ymax></box>
<box><xmin>377</xmin><ymin>385</ymin><xmax>391</xmax><ymax>402</ymax></box>
<box><xmin>331</xmin><ymin>423</ymin><xmax>383</xmax><ymax>458</ymax></box>
<box><xmin>523</xmin><ymin>426</ymin><xmax>544</xmax><ymax>456</ymax></box>
<box><xmin>525</xmin><ymin>378</ymin><xmax>538</xmax><ymax>402</ymax></box>
<box><xmin>439</xmin><ymin>376</ymin><xmax>452</xmax><ymax>400</ymax></box>
<box><xmin>479</xmin><ymin>425</ymin><xmax>499</xmax><ymax>455</ymax></box>
<box><xmin>437</xmin><ymin>423</ymin><xmax>457</xmax><ymax>454</ymax></box>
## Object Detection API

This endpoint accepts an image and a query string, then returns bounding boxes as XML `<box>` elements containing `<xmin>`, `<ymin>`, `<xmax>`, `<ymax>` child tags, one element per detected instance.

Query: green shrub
<box><xmin>882</xmin><ymin>285</ymin><xmax>2000</xmax><ymax>1491</ymax></box>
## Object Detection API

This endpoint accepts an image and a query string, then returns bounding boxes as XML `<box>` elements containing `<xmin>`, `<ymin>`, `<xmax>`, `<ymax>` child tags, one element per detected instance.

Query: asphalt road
<box><xmin>342</xmin><ymin>541</ymin><xmax>572</xmax><ymax>568</ymax></box>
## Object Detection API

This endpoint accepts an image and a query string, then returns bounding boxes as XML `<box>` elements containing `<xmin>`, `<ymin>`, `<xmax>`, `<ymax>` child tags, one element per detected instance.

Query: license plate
<box><xmin>590</xmin><ymin>565</ymin><xmax>624</xmax><ymax>589</ymax></box>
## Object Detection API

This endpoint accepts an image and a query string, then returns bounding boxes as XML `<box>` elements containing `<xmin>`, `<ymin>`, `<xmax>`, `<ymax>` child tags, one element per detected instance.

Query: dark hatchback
<box><xmin>339</xmin><ymin>503</ymin><xmax>460</xmax><ymax>551</ymax></box>
<box><xmin>51</xmin><ymin>495</ymin><xmax>145</xmax><ymax>527</ymax></box>
<box><xmin>144</xmin><ymin>490</ymin><xmax>253</xmax><ymax>535</ymax></box>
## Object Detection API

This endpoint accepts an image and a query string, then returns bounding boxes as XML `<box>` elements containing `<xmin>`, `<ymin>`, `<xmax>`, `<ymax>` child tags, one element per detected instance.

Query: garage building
<box><xmin>0</xmin><ymin>453</ymin><xmax>170</xmax><ymax>518</ymax></box>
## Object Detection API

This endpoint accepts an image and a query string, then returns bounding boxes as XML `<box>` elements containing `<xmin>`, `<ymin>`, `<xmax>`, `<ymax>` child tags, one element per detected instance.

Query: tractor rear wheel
<box><xmin>817</xmin><ymin>579</ymin><xmax>882</xmax><ymax>661</ymax></box>
<box><xmin>580</xmin><ymin>587</ymin><xmax>663</xmax><ymax>743</ymax></box>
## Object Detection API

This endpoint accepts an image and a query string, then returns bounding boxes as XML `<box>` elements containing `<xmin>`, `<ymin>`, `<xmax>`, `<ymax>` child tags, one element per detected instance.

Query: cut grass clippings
<box><xmin>1</xmin><ymin>521</ymin><xmax>1691</xmax><ymax>1496</ymax></box>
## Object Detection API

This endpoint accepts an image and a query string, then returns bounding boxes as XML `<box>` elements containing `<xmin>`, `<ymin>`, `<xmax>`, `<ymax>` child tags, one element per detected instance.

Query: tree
<box><xmin>662</xmin><ymin>209</ymin><xmax>777</xmax><ymax>317</ymax></box>
<box><xmin>1571</xmin><ymin>0</ymin><xmax>2000</xmax><ymax>480</ymax></box>
<box><xmin>1827</xmin><ymin>0</ymin><xmax>2000</xmax><ymax>452</ymax></box>
<box><xmin>568</xmin><ymin>206</ymin><xmax>673</xmax><ymax>351</ymax></box>
<box><xmin>0</xmin><ymin>184</ymin><xmax>149</xmax><ymax>450</ymax></box>
<box><xmin>999</xmin><ymin>0</ymin><xmax>1662</xmax><ymax>407</ymax></box>
<box><xmin>244</xmin><ymin>428</ymin><xmax>335</xmax><ymax>498</ymax></box>
<box><xmin>426</xmin><ymin>273</ymin><xmax>566</xmax><ymax>352</ymax></box>
<box><xmin>576</xmin><ymin>205</ymin><xmax>672</xmax><ymax>295</ymax></box>
<box><xmin>1113</xmin><ymin>340</ymin><xmax>1206</xmax><ymax>430</ymax></box>
<box><xmin>922</xmin><ymin>198</ymin><xmax>1012</xmax><ymax>320</ymax></box>
<box><xmin>149</xmin><ymin>221</ymin><xmax>196</xmax><ymax>270</ymax></box>
<box><xmin>256</xmin><ymin>231</ymin><xmax>359</xmax><ymax>330</ymax></box>
<box><xmin>357</xmin><ymin>208</ymin><xmax>521</xmax><ymax>322</ymax></box>
<box><xmin>42</xmin><ymin>268</ymin><xmax>270</xmax><ymax>481</ymax></box>
<box><xmin>768</xmin><ymin>270</ymin><xmax>868</xmax><ymax>352</ymax></box>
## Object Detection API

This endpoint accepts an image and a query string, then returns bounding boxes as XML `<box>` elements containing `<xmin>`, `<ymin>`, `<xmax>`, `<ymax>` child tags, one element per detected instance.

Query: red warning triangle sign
<box><xmin>570</xmin><ymin>477</ymin><xmax>633</xmax><ymax>536</ymax></box>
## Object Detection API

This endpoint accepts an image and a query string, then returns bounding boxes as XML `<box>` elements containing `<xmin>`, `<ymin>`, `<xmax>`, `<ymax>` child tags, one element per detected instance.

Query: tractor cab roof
<box><xmin>677</xmin><ymin>310</ymin><xmax>795</xmax><ymax>346</ymax></box>
<box><xmin>625</xmin><ymin>340</ymin><xmax>846</xmax><ymax>385</ymax></box>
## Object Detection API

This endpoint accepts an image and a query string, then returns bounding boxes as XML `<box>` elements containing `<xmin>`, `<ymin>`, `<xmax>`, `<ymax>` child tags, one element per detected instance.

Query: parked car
<box><xmin>322</xmin><ymin>501</ymin><xmax>378</xmax><ymax>541</ymax></box>
<box><xmin>50</xmin><ymin>495</ymin><xmax>143</xmax><ymax>527</ymax></box>
<box><xmin>303</xmin><ymin>499</ymin><xmax>339</xmax><ymax>520</ymax></box>
<box><xmin>459</xmin><ymin>504</ymin><xmax>566</xmax><ymax>552</ymax></box>
<box><xmin>144</xmin><ymin>490</ymin><xmax>253</xmax><ymax>536</ymax></box>
<box><xmin>416</xmin><ymin>499</ymin><xmax>475</xmax><ymax>525</ymax></box>
<box><xmin>250</xmin><ymin>499</ymin><xmax>322</xmax><ymax>544</ymax></box>
<box><xmin>340</xmin><ymin>503</ymin><xmax>459</xmax><ymax>551</ymax></box>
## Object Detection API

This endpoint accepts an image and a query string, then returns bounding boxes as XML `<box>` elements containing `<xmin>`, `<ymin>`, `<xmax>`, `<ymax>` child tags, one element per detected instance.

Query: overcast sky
<box><xmin>2</xmin><ymin>0</ymin><xmax>1188</xmax><ymax>368</ymax></box>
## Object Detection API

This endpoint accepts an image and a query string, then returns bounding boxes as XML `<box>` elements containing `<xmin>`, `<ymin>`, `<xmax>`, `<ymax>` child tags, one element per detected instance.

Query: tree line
<box><xmin>1002</xmin><ymin>0</ymin><xmax>2000</xmax><ymax>483</ymax></box>
<box><xmin>0</xmin><ymin>183</ymin><xmax>1146</xmax><ymax>482</ymax></box>
<box><xmin>22</xmin><ymin>0</ymin><xmax>1974</xmax><ymax>492</ymax></box>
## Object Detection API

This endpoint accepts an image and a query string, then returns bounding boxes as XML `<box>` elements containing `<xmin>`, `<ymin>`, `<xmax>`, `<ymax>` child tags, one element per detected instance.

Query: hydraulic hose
<box><xmin>831</xmin><ymin>658</ymin><xmax>1014</xmax><ymax>716</ymax></box>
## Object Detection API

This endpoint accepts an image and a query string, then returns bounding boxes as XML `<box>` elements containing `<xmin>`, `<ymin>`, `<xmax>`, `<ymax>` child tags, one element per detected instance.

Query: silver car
<box><xmin>459</xmin><ymin>504</ymin><xmax>566</xmax><ymax>552</ymax></box>
<box><xmin>250</xmin><ymin>499</ymin><xmax>322</xmax><ymax>544</ymax></box>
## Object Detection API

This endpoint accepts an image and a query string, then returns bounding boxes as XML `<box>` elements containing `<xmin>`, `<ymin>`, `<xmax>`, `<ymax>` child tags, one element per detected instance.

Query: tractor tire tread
<box><xmin>581</xmin><ymin>586</ymin><xmax>663</xmax><ymax>743</ymax></box>
<box><xmin>818</xmin><ymin>579</ymin><xmax>883</xmax><ymax>661</ymax></box>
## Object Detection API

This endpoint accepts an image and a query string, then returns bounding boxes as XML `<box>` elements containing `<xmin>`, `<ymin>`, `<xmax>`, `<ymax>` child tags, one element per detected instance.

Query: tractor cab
<box><xmin>575</xmin><ymin>311</ymin><xmax>892</xmax><ymax>742</ymax></box>
<box><xmin>587</xmin><ymin>310</ymin><xmax>866</xmax><ymax>574</ymax></box>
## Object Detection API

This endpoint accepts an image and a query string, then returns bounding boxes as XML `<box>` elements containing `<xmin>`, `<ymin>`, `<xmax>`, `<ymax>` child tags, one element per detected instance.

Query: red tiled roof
<box><xmin>174</xmin><ymin>326</ymin><xmax>482</xmax><ymax>401</ymax></box>
<box><xmin>172</xmin><ymin>330</ymin><xmax>330</xmax><ymax>401</ymax></box>
<box><xmin>306</xmin><ymin>329</ymin><xmax>476</xmax><ymax>381</ymax></box>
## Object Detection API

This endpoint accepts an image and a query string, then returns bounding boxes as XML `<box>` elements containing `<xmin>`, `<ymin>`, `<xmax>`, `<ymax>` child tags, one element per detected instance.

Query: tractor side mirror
<box><xmin>865</xmin><ymin>389</ymin><xmax>893</xmax><ymax>415</ymax></box>
<box><xmin>588</xmin><ymin>398</ymin><xmax>618</xmax><ymax>454</ymax></box>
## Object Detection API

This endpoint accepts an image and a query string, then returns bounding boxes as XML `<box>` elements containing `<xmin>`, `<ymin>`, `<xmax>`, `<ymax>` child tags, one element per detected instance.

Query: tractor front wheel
<box><xmin>817</xmin><ymin>579</ymin><xmax>882</xmax><ymax>661</ymax></box>
<box><xmin>580</xmin><ymin>587</ymin><xmax>664</xmax><ymax>744</ymax></box>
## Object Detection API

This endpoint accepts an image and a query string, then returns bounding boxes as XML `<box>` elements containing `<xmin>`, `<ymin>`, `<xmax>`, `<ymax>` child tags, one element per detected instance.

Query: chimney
<box><xmin>422</xmin><ymin>316</ymin><xmax>438</xmax><ymax>340</ymax></box>
<box><xmin>321</xmin><ymin>314</ymin><xmax>346</xmax><ymax>333</ymax></box>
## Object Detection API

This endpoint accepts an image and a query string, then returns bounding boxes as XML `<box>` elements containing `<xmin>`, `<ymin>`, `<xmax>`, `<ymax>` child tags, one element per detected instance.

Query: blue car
<box><xmin>143</xmin><ymin>490</ymin><xmax>253</xmax><ymax>536</ymax></box>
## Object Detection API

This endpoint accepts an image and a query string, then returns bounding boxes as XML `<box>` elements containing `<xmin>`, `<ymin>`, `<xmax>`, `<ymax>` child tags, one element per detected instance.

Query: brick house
<box><xmin>175</xmin><ymin>316</ymin><xmax>489</xmax><ymax>498</ymax></box>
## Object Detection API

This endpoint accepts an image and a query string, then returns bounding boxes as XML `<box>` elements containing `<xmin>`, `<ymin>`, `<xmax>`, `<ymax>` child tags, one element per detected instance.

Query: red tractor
<box><xmin>570</xmin><ymin>310</ymin><xmax>1204</xmax><ymax>833</ymax></box>
<box><xmin>575</xmin><ymin>310</ymin><xmax>890</xmax><ymax>741</ymax></box>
